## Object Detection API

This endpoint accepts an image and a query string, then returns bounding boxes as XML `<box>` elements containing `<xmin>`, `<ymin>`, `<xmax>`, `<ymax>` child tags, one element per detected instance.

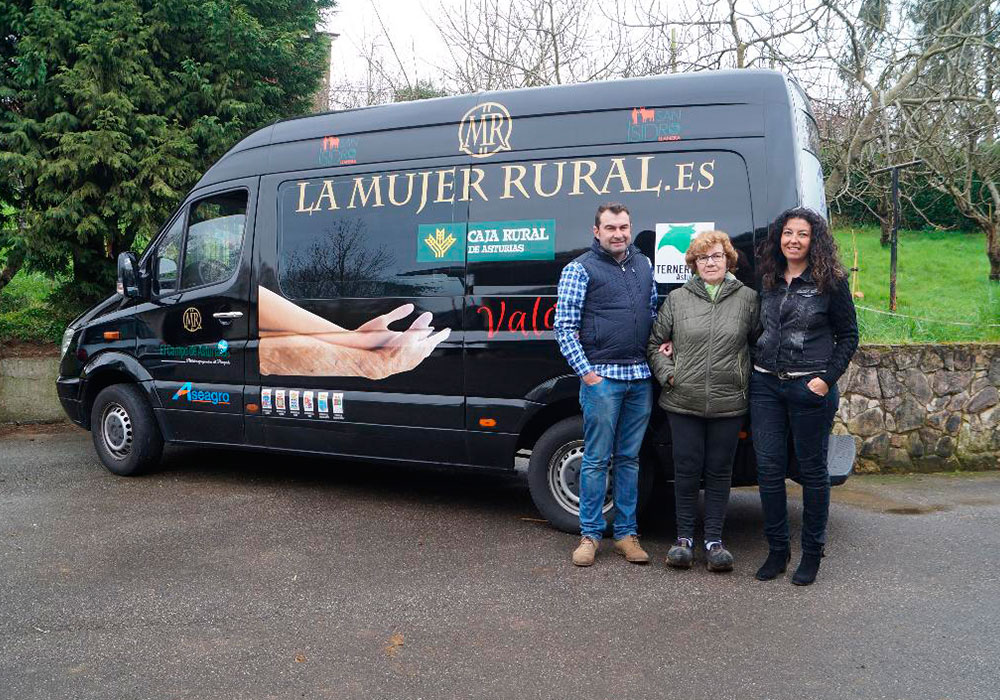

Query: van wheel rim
<box><xmin>101</xmin><ymin>403</ymin><xmax>133</xmax><ymax>459</ymax></box>
<box><xmin>548</xmin><ymin>440</ymin><xmax>614</xmax><ymax>516</ymax></box>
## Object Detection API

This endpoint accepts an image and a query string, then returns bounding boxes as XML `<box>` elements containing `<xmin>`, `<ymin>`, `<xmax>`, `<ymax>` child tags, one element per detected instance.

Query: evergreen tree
<box><xmin>0</xmin><ymin>0</ymin><xmax>335</xmax><ymax>301</ymax></box>
<box><xmin>0</xmin><ymin>1</ymin><xmax>30</xmax><ymax>292</ymax></box>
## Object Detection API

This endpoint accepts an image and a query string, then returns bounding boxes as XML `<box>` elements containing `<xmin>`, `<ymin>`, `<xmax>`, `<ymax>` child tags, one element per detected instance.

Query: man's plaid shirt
<box><xmin>554</xmin><ymin>252</ymin><xmax>658</xmax><ymax>380</ymax></box>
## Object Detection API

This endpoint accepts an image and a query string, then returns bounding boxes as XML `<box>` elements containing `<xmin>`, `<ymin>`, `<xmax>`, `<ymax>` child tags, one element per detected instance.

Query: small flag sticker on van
<box><xmin>317</xmin><ymin>391</ymin><xmax>329</xmax><ymax>417</ymax></box>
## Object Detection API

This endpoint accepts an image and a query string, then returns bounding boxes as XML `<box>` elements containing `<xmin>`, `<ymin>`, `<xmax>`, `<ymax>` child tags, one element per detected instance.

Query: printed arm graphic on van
<box><xmin>258</xmin><ymin>286</ymin><xmax>450</xmax><ymax>379</ymax></box>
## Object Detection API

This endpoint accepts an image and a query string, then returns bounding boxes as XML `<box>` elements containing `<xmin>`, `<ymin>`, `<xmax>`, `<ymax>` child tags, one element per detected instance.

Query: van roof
<box><xmin>198</xmin><ymin>69</ymin><xmax>794</xmax><ymax>187</ymax></box>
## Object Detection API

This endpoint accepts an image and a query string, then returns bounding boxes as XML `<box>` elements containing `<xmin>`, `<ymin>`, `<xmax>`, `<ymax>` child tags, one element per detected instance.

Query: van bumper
<box><xmin>828</xmin><ymin>434</ymin><xmax>855</xmax><ymax>486</ymax></box>
<box><xmin>56</xmin><ymin>376</ymin><xmax>86</xmax><ymax>428</ymax></box>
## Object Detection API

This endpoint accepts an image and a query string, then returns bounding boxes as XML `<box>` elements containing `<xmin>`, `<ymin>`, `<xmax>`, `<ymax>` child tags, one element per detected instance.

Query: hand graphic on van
<box><xmin>257</xmin><ymin>286</ymin><xmax>450</xmax><ymax>379</ymax></box>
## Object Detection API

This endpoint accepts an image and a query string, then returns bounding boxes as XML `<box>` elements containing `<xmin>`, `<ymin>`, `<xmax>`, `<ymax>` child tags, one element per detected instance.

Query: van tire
<box><xmin>90</xmin><ymin>384</ymin><xmax>163</xmax><ymax>476</ymax></box>
<box><xmin>527</xmin><ymin>416</ymin><xmax>655</xmax><ymax>534</ymax></box>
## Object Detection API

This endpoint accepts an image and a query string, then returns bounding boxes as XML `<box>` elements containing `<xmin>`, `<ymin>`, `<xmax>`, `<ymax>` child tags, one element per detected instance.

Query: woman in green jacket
<box><xmin>647</xmin><ymin>230</ymin><xmax>758</xmax><ymax>572</ymax></box>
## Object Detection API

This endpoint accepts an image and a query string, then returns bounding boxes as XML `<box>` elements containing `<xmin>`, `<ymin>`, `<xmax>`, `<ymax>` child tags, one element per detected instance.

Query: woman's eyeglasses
<box><xmin>695</xmin><ymin>253</ymin><xmax>726</xmax><ymax>264</ymax></box>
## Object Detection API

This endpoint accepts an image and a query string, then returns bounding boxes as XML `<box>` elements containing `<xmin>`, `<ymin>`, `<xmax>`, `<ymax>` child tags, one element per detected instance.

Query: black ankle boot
<box><xmin>754</xmin><ymin>549</ymin><xmax>790</xmax><ymax>581</ymax></box>
<box><xmin>792</xmin><ymin>553</ymin><xmax>822</xmax><ymax>586</ymax></box>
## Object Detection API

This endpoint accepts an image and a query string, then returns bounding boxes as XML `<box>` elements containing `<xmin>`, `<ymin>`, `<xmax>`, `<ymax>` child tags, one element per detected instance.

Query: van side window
<box><xmin>153</xmin><ymin>217</ymin><xmax>184</xmax><ymax>296</ymax></box>
<box><xmin>277</xmin><ymin>171</ymin><xmax>465</xmax><ymax>299</ymax></box>
<box><xmin>181</xmin><ymin>191</ymin><xmax>248</xmax><ymax>288</ymax></box>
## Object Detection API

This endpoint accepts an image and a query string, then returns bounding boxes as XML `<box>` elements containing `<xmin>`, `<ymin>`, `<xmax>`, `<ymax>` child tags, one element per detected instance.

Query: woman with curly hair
<box><xmin>751</xmin><ymin>207</ymin><xmax>858</xmax><ymax>586</ymax></box>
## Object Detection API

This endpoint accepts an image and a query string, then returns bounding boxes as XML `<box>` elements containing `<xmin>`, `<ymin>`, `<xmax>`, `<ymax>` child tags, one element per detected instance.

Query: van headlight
<box><xmin>61</xmin><ymin>327</ymin><xmax>76</xmax><ymax>357</ymax></box>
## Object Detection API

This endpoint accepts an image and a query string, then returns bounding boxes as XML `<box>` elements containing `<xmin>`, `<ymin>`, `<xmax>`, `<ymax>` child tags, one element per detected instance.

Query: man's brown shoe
<box><xmin>572</xmin><ymin>537</ymin><xmax>599</xmax><ymax>566</ymax></box>
<box><xmin>613</xmin><ymin>535</ymin><xmax>650</xmax><ymax>564</ymax></box>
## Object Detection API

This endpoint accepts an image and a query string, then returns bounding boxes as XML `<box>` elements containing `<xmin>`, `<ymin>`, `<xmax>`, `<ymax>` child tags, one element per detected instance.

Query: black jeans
<box><xmin>749</xmin><ymin>370</ymin><xmax>839</xmax><ymax>556</ymax></box>
<box><xmin>667</xmin><ymin>412</ymin><xmax>743</xmax><ymax>542</ymax></box>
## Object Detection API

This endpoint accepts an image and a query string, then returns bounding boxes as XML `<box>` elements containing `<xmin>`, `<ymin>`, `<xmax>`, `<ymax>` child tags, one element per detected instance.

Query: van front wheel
<box><xmin>527</xmin><ymin>416</ymin><xmax>654</xmax><ymax>534</ymax></box>
<box><xmin>90</xmin><ymin>384</ymin><xmax>163</xmax><ymax>476</ymax></box>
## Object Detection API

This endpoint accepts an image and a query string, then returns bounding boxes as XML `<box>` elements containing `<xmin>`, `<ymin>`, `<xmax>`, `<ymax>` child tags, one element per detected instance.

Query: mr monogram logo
<box><xmin>458</xmin><ymin>102</ymin><xmax>512</xmax><ymax>158</ymax></box>
<box><xmin>182</xmin><ymin>307</ymin><xmax>202</xmax><ymax>333</ymax></box>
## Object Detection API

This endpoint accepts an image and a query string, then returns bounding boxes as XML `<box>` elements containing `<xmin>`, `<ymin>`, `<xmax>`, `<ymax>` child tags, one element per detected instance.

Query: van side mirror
<box><xmin>117</xmin><ymin>252</ymin><xmax>140</xmax><ymax>298</ymax></box>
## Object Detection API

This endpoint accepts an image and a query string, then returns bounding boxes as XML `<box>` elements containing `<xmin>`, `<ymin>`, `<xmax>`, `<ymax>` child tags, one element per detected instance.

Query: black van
<box><xmin>56</xmin><ymin>69</ymin><xmax>853</xmax><ymax>532</ymax></box>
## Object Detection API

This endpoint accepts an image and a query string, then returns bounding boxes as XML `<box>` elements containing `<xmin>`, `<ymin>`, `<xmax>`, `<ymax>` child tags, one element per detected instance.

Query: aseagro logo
<box><xmin>171</xmin><ymin>382</ymin><xmax>231</xmax><ymax>406</ymax></box>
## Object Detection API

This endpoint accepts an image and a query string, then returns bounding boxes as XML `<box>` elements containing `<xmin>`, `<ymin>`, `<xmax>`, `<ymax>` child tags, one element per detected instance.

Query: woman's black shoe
<box><xmin>792</xmin><ymin>553</ymin><xmax>822</xmax><ymax>586</ymax></box>
<box><xmin>754</xmin><ymin>549</ymin><xmax>790</xmax><ymax>581</ymax></box>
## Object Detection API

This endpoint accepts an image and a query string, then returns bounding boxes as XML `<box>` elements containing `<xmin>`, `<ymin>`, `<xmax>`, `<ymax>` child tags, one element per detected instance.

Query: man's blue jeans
<box><xmin>578</xmin><ymin>377</ymin><xmax>653</xmax><ymax>540</ymax></box>
<box><xmin>749</xmin><ymin>371</ymin><xmax>839</xmax><ymax>556</ymax></box>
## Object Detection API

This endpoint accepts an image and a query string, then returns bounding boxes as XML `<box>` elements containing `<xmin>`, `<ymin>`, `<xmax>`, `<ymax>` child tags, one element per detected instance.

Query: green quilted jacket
<box><xmin>646</xmin><ymin>274</ymin><xmax>759</xmax><ymax>418</ymax></box>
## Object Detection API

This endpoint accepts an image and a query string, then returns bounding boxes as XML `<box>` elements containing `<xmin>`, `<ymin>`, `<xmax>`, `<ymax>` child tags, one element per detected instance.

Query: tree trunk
<box><xmin>71</xmin><ymin>246</ymin><xmax>115</xmax><ymax>303</ymax></box>
<box><xmin>987</xmin><ymin>221</ymin><xmax>1000</xmax><ymax>282</ymax></box>
<box><xmin>877</xmin><ymin>196</ymin><xmax>891</xmax><ymax>247</ymax></box>
<box><xmin>0</xmin><ymin>243</ymin><xmax>25</xmax><ymax>295</ymax></box>
<box><xmin>879</xmin><ymin>218</ymin><xmax>892</xmax><ymax>248</ymax></box>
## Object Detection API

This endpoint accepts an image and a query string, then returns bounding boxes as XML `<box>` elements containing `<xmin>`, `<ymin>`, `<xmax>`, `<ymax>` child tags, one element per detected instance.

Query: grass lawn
<box><xmin>833</xmin><ymin>226</ymin><xmax>1000</xmax><ymax>344</ymax></box>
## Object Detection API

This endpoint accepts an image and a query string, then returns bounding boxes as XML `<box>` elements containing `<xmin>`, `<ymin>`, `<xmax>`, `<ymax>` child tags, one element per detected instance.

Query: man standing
<box><xmin>554</xmin><ymin>202</ymin><xmax>657</xmax><ymax>567</ymax></box>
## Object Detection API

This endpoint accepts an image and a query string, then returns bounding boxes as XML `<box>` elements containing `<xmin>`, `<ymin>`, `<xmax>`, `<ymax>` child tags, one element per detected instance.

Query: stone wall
<box><xmin>3</xmin><ymin>342</ymin><xmax>999</xmax><ymax>474</ymax></box>
<box><xmin>834</xmin><ymin>344</ymin><xmax>1000</xmax><ymax>472</ymax></box>
<box><xmin>0</xmin><ymin>353</ymin><xmax>64</xmax><ymax>423</ymax></box>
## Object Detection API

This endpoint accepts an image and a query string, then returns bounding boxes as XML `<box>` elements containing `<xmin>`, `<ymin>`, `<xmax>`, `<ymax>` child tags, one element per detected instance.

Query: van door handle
<box><xmin>213</xmin><ymin>311</ymin><xmax>244</xmax><ymax>319</ymax></box>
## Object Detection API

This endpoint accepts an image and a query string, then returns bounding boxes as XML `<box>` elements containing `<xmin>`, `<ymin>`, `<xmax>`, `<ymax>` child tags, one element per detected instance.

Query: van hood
<box><xmin>68</xmin><ymin>294</ymin><xmax>125</xmax><ymax>330</ymax></box>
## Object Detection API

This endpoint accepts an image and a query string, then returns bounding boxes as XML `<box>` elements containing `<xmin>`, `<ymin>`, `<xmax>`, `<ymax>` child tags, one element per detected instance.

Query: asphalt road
<box><xmin>1</xmin><ymin>425</ymin><xmax>999</xmax><ymax>700</ymax></box>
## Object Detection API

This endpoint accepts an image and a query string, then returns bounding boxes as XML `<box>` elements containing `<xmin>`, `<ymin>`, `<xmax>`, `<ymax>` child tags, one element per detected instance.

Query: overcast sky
<box><xmin>325</xmin><ymin>0</ymin><xmax>449</xmax><ymax>102</ymax></box>
<box><xmin>319</xmin><ymin>0</ymin><xmax>842</xmax><ymax>108</ymax></box>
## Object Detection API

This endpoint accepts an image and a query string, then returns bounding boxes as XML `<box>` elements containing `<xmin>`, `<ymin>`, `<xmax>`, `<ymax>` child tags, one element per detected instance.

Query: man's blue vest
<box><xmin>576</xmin><ymin>240</ymin><xmax>654</xmax><ymax>365</ymax></box>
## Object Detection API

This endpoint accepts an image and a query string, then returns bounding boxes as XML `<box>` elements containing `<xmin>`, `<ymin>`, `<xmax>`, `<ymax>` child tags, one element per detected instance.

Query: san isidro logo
<box><xmin>217</xmin><ymin>340</ymin><xmax>229</xmax><ymax>356</ymax></box>
<box><xmin>654</xmin><ymin>222</ymin><xmax>715</xmax><ymax>284</ymax></box>
<box><xmin>171</xmin><ymin>381</ymin><xmax>231</xmax><ymax>406</ymax></box>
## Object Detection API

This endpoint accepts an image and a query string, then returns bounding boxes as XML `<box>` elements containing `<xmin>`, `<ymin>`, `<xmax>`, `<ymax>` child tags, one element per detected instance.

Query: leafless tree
<box><xmin>893</xmin><ymin>1</ymin><xmax>1000</xmax><ymax>279</ymax></box>
<box><xmin>328</xmin><ymin>28</ymin><xmax>407</xmax><ymax>109</ymax></box>
<box><xmin>430</xmin><ymin>0</ymin><xmax>660</xmax><ymax>91</ymax></box>
<box><xmin>813</xmin><ymin>0</ymin><xmax>997</xmax><ymax>278</ymax></box>
<box><xmin>630</xmin><ymin>0</ymin><xmax>828</xmax><ymax>76</ymax></box>
<box><xmin>815</xmin><ymin>0</ymin><xmax>985</xmax><ymax>199</ymax></box>
<box><xmin>327</xmin><ymin>3</ymin><xmax>447</xmax><ymax>110</ymax></box>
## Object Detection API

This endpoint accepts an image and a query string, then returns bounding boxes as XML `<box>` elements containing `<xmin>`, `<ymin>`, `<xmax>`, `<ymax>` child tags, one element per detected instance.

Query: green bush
<box><xmin>0</xmin><ymin>271</ymin><xmax>72</xmax><ymax>345</ymax></box>
<box><xmin>0</xmin><ymin>304</ymin><xmax>71</xmax><ymax>344</ymax></box>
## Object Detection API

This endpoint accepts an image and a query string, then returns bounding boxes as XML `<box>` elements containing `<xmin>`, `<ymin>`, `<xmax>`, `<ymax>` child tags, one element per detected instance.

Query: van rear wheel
<box><xmin>527</xmin><ymin>416</ymin><xmax>654</xmax><ymax>534</ymax></box>
<box><xmin>90</xmin><ymin>384</ymin><xmax>163</xmax><ymax>476</ymax></box>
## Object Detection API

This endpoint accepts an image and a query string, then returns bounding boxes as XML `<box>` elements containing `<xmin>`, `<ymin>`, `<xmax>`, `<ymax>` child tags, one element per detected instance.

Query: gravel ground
<box><xmin>2</xmin><ymin>425</ymin><xmax>998</xmax><ymax>700</ymax></box>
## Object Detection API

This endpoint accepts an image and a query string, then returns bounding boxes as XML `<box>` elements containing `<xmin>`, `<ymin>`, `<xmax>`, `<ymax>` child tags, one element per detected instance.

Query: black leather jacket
<box><xmin>753</xmin><ymin>268</ymin><xmax>859</xmax><ymax>387</ymax></box>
